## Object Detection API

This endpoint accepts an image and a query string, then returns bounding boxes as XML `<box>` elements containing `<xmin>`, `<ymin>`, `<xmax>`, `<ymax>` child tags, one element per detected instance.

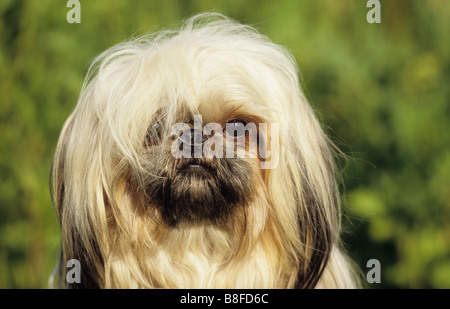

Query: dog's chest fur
<box><xmin>108</xmin><ymin>225</ymin><xmax>296</xmax><ymax>288</ymax></box>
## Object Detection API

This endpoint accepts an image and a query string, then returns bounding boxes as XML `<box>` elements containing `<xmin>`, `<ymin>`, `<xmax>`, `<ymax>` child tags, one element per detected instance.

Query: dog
<box><xmin>50</xmin><ymin>13</ymin><xmax>359</xmax><ymax>288</ymax></box>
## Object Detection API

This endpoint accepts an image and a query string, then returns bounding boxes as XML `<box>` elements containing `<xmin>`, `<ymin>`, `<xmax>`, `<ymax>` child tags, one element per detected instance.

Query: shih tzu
<box><xmin>50</xmin><ymin>13</ymin><xmax>359</xmax><ymax>288</ymax></box>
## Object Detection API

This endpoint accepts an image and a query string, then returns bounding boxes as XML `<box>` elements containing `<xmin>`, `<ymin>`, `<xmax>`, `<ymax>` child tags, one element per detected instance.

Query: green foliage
<box><xmin>1</xmin><ymin>0</ymin><xmax>449</xmax><ymax>288</ymax></box>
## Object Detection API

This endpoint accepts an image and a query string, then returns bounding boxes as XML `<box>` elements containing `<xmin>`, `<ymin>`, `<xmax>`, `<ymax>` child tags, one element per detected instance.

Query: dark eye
<box><xmin>224</xmin><ymin>119</ymin><xmax>247</xmax><ymax>138</ymax></box>
<box><xmin>152</xmin><ymin>120</ymin><xmax>162</xmax><ymax>133</ymax></box>
<box><xmin>145</xmin><ymin>119</ymin><xmax>163</xmax><ymax>145</ymax></box>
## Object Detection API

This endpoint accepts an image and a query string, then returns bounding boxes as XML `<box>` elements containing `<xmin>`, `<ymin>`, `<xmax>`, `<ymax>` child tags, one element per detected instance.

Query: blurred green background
<box><xmin>1</xmin><ymin>0</ymin><xmax>449</xmax><ymax>288</ymax></box>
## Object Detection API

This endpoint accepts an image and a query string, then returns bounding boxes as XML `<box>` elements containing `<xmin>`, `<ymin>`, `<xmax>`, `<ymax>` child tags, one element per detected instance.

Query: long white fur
<box><xmin>51</xmin><ymin>13</ymin><xmax>360</xmax><ymax>288</ymax></box>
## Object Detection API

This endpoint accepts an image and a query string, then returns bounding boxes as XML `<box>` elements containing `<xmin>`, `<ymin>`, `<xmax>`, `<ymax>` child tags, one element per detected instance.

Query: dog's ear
<box><xmin>62</xmin><ymin>225</ymin><xmax>104</xmax><ymax>289</ymax></box>
<box><xmin>294</xmin><ymin>173</ymin><xmax>334</xmax><ymax>288</ymax></box>
<box><xmin>50</xmin><ymin>119</ymin><xmax>104</xmax><ymax>289</ymax></box>
<box><xmin>290</xmin><ymin>136</ymin><xmax>338</xmax><ymax>288</ymax></box>
<box><xmin>265</xmin><ymin>137</ymin><xmax>337</xmax><ymax>288</ymax></box>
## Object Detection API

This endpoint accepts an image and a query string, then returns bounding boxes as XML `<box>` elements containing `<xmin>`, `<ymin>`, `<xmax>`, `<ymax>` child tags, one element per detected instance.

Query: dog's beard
<box><xmin>140</xmin><ymin>153</ymin><xmax>254</xmax><ymax>226</ymax></box>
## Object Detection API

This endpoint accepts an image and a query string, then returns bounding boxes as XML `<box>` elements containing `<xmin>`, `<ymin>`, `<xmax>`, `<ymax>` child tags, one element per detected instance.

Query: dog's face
<box><xmin>120</xmin><ymin>48</ymin><xmax>280</xmax><ymax>228</ymax></box>
<box><xmin>138</xmin><ymin>108</ymin><xmax>260</xmax><ymax>226</ymax></box>
<box><xmin>50</xmin><ymin>14</ymin><xmax>355</xmax><ymax>289</ymax></box>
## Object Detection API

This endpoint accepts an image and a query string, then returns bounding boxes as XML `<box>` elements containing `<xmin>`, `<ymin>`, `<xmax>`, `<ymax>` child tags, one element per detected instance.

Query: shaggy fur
<box><xmin>50</xmin><ymin>13</ymin><xmax>360</xmax><ymax>289</ymax></box>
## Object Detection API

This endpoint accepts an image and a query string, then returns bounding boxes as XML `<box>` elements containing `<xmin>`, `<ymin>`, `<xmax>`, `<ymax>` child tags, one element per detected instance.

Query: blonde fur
<box><xmin>50</xmin><ymin>13</ymin><xmax>360</xmax><ymax>289</ymax></box>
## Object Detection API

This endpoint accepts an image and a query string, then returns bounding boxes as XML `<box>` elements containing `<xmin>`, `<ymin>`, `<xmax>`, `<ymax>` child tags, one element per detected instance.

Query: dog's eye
<box><xmin>224</xmin><ymin>119</ymin><xmax>248</xmax><ymax>138</ymax></box>
<box><xmin>145</xmin><ymin>119</ymin><xmax>163</xmax><ymax>145</ymax></box>
<box><xmin>152</xmin><ymin>120</ymin><xmax>162</xmax><ymax>133</ymax></box>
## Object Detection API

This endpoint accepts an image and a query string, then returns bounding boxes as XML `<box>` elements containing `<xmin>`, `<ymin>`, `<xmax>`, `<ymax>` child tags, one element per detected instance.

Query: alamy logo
<box><xmin>170</xmin><ymin>115</ymin><xmax>279</xmax><ymax>169</ymax></box>
<box><xmin>66</xmin><ymin>259</ymin><xmax>81</xmax><ymax>284</ymax></box>
<box><xmin>366</xmin><ymin>0</ymin><xmax>381</xmax><ymax>24</ymax></box>
<box><xmin>366</xmin><ymin>259</ymin><xmax>381</xmax><ymax>284</ymax></box>
<box><xmin>66</xmin><ymin>0</ymin><xmax>81</xmax><ymax>24</ymax></box>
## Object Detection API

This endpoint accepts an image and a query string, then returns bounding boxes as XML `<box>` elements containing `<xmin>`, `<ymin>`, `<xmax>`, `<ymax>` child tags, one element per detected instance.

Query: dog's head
<box><xmin>51</xmin><ymin>13</ymin><xmax>343</xmax><ymax>288</ymax></box>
